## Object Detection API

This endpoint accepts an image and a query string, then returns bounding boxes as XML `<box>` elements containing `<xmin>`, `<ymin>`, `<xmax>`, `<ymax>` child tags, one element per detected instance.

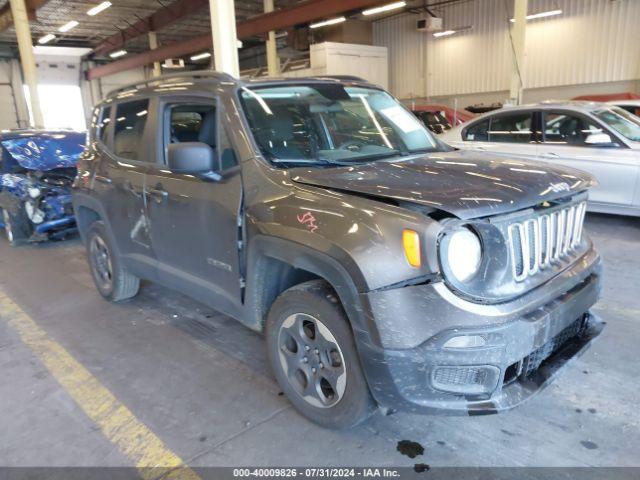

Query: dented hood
<box><xmin>290</xmin><ymin>150</ymin><xmax>596</xmax><ymax>219</ymax></box>
<box><xmin>0</xmin><ymin>131</ymin><xmax>85</xmax><ymax>171</ymax></box>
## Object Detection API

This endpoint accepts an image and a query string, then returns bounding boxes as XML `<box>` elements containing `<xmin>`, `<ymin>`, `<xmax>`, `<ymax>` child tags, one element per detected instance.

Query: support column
<box><xmin>509</xmin><ymin>0</ymin><xmax>527</xmax><ymax>105</ymax></box>
<box><xmin>88</xmin><ymin>61</ymin><xmax>103</xmax><ymax>106</ymax></box>
<box><xmin>9</xmin><ymin>0</ymin><xmax>43</xmax><ymax>128</ymax></box>
<box><xmin>264</xmin><ymin>0</ymin><xmax>280</xmax><ymax>77</ymax></box>
<box><xmin>148</xmin><ymin>31</ymin><xmax>162</xmax><ymax>77</ymax></box>
<box><xmin>209</xmin><ymin>0</ymin><xmax>240</xmax><ymax>77</ymax></box>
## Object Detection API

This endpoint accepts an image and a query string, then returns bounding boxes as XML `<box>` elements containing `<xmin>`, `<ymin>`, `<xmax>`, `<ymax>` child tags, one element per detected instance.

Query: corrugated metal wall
<box><xmin>373</xmin><ymin>0</ymin><xmax>640</xmax><ymax>99</ymax></box>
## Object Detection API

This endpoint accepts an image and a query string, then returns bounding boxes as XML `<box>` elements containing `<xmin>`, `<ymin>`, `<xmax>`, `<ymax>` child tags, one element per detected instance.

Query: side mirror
<box><xmin>167</xmin><ymin>142</ymin><xmax>216</xmax><ymax>174</ymax></box>
<box><xmin>584</xmin><ymin>132</ymin><xmax>613</xmax><ymax>146</ymax></box>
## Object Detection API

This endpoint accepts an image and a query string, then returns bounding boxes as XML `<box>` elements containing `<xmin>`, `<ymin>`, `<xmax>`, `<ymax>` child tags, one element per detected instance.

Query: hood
<box><xmin>0</xmin><ymin>132</ymin><xmax>85</xmax><ymax>171</ymax></box>
<box><xmin>289</xmin><ymin>150</ymin><xmax>596</xmax><ymax>220</ymax></box>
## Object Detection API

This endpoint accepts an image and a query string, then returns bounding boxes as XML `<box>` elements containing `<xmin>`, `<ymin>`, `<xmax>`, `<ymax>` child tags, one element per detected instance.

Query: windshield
<box><xmin>593</xmin><ymin>107</ymin><xmax>640</xmax><ymax>142</ymax></box>
<box><xmin>239</xmin><ymin>83</ymin><xmax>439</xmax><ymax>165</ymax></box>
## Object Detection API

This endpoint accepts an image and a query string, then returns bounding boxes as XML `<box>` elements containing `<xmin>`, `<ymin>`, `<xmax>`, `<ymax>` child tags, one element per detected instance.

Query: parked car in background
<box><xmin>572</xmin><ymin>92</ymin><xmax>640</xmax><ymax>103</ymax></box>
<box><xmin>411</xmin><ymin>104</ymin><xmax>473</xmax><ymax>134</ymax></box>
<box><xmin>466</xmin><ymin>102</ymin><xmax>503</xmax><ymax>114</ymax></box>
<box><xmin>607</xmin><ymin>99</ymin><xmax>640</xmax><ymax>117</ymax></box>
<box><xmin>440</xmin><ymin>102</ymin><xmax>640</xmax><ymax>217</ymax></box>
<box><xmin>73</xmin><ymin>73</ymin><xmax>603</xmax><ymax>428</ymax></box>
<box><xmin>0</xmin><ymin>130</ymin><xmax>85</xmax><ymax>245</ymax></box>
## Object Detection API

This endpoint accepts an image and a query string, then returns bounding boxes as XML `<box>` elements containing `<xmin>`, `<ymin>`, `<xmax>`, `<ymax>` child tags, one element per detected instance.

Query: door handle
<box><xmin>146</xmin><ymin>186</ymin><xmax>168</xmax><ymax>203</ymax></box>
<box><xmin>541</xmin><ymin>152</ymin><xmax>559</xmax><ymax>158</ymax></box>
<box><xmin>473</xmin><ymin>145</ymin><xmax>486</xmax><ymax>151</ymax></box>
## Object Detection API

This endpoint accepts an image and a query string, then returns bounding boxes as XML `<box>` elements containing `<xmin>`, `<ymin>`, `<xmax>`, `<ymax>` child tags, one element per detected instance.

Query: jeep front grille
<box><xmin>508</xmin><ymin>201</ymin><xmax>587</xmax><ymax>282</ymax></box>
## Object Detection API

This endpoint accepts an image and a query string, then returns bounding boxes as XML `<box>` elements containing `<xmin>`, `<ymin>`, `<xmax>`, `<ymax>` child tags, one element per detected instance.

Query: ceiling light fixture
<box><xmin>190</xmin><ymin>52</ymin><xmax>212</xmax><ymax>61</ymax></box>
<box><xmin>87</xmin><ymin>1</ymin><xmax>112</xmax><ymax>16</ymax></box>
<box><xmin>38</xmin><ymin>33</ymin><xmax>56</xmax><ymax>44</ymax></box>
<box><xmin>433</xmin><ymin>30</ymin><xmax>456</xmax><ymax>37</ymax></box>
<box><xmin>58</xmin><ymin>21</ymin><xmax>79</xmax><ymax>33</ymax></box>
<box><xmin>309</xmin><ymin>16</ymin><xmax>346</xmax><ymax>29</ymax></box>
<box><xmin>362</xmin><ymin>1</ymin><xmax>406</xmax><ymax>16</ymax></box>
<box><xmin>510</xmin><ymin>9</ymin><xmax>562</xmax><ymax>22</ymax></box>
<box><xmin>110</xmin><ymin>50</ymin><xmax>127</xmax><ymax>58</ymax></box>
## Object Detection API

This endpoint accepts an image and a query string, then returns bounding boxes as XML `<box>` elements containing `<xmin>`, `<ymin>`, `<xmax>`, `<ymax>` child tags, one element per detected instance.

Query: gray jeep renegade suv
<box><xmin>73</xmin><ymin>72</ymin><xmax>603</xmax><ymax>428</ymax></box>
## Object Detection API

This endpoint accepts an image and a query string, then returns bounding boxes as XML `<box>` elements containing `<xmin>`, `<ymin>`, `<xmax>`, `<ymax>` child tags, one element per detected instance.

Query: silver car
<box><xmin>440</xmin><ymin>102</ymin><xmax>640</xmax><ymax>217</ymax></box>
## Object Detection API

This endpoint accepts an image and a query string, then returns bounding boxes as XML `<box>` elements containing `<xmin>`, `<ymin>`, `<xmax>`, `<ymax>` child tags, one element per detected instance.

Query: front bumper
<box><xmin>355</xmin><ymin>247</ymin><xmax>603</xmax><ymax>415</ymax></box>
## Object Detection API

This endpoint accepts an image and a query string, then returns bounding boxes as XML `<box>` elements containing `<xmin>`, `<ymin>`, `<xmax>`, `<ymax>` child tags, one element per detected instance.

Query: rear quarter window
<box><xmin>95</xmin><ymin>106</ymin><xmax>111</xmax><ymax>145</ymax></box>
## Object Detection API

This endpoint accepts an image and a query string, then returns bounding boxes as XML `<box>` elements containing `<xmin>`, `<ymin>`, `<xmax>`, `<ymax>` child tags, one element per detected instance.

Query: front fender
<box><xmin>248</xmin><ymin>183</ymin><xmax>439</xmax><ymax>292</ymax></box>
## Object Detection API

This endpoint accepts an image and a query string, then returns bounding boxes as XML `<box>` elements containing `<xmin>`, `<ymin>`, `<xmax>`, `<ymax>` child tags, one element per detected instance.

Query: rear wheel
<box><xmin>86</xmin><ymin>221</ymin><xmax>139</xmax><ymax>302</ymax></box>
<box><xmin>266</xmin><ymin>280</ymin><xmax>375</xmax><ymax>429</ymax></box>
<box><xmin>1</xmin><ymin>205</ymin><xmax>32</xmax><ymax>246</ymax></box>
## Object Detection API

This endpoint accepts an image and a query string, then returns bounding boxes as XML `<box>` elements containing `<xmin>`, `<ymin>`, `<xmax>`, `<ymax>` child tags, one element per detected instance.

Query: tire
<box><xmin>1</xmin><ymin>204</ymin><xmax>32</xmax><ymax>246</ymax></box>
<box><xmin>266</xmin><ymin>280</ymin><xmax>375</xmax><ymax>429</ymax></box>
<box><xmin>86</xmin><ymin>221</ymin><xmax>140</xmax><ymax>302</ymax></box>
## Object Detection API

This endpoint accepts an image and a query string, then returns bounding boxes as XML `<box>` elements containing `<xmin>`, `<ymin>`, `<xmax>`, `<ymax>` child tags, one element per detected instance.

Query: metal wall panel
<box><xmin>373</xmin><ymin>0</ymin><xmax>640</xmax><ymax>99</ymax></box>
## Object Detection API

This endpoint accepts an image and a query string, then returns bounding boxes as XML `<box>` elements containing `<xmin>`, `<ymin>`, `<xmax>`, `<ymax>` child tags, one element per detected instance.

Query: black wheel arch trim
<box><xmin>245</xmin><ymin>235</ymin><xmax>381</xmax><ymax>344</ymax></box>
<box><xmin>71</xmin><ymin>193</ymin><xmax>118</xmax><ymax>248</ymax></box>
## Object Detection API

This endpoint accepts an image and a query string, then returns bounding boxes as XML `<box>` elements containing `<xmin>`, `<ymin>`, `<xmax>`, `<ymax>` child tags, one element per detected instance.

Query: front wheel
<box><xmin>266</xmin><ymin>280</ymin><xmax>375</xmax><ymax>429</ymax></box>
<box><xmin>1</xmin><ymin>205</ymin><xmax>32</xmax><ymax>246</ymax></box>
<box><xmin>86</xmin><ymin>221</ymin><xmax>140</xmax><ymax>302</ymax></box>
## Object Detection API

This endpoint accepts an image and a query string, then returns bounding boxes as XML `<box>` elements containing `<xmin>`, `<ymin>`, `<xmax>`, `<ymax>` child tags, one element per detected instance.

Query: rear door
<box><xmin>145</xmin><ymin>95</ymin><xmax>244</xmax><ymax>316</ymax></box>
<box><xmin>539</xmin><ymin>109</ymin><xmax>639</xmax><ymax>206</ymax></box>
<box><xmin>91</xmin><ymin>100</ymin><xmax>156</xmax><ymax>277</ymax></box>
<box><xmin>455</xmin><ymin>110</ymin><xmax>540</xmax><ymax>159</ymax></box>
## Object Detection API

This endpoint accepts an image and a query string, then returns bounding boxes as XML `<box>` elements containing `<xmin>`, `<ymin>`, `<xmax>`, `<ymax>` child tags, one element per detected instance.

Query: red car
<box><xmin>411</xmin><ymin>104</ymin><xmax>474</xmax><ymax>134</ymax></box>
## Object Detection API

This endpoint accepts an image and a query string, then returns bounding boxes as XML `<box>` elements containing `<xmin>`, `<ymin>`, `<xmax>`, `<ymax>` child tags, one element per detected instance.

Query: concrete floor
<box><xmin>0</xmin><ymin>213</ymin><xmax>639</xmax><ymax>470</ymax></box>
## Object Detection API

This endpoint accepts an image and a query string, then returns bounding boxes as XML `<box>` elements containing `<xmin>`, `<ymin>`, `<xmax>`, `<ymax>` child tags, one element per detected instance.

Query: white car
<box><xmin>440</xmin><ymin>102</ymin><xmax>640</xmax><ymax>217</ymax></box>
<box><xmin>607</xmin><ymin>99</ymin><xmax>640</xmax><ymax>118</ymax></box>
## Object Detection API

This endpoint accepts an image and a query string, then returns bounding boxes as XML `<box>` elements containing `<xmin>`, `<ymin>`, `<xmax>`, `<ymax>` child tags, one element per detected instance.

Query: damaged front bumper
<box><xmin>0</xmin><ymin>175</ymin><xmax>77</xmax><ymax>241</ymax></box>
<box><xmin>356</xmin><ymin>246</ymin><xmax>603</xmax><ymax>415</ymax></box>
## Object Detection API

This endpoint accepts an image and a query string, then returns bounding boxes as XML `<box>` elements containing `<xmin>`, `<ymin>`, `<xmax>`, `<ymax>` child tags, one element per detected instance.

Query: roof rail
<box><xmin>104</xmin><ymin>70</ymin><xmax>236</xmax><ymax>100</ymax></box>
<box><xmin>312</xmin><ymin>75</ymin><xmax>368</xmax><ymax>83</ymax></box>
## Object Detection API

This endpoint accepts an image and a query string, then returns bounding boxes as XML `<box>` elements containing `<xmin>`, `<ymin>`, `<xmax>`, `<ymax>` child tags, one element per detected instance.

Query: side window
<box><xmin>488</xmin><ymin>112</ymin><xmax>534</xmax><ymax>143</ymax></box>
<box><xmin>96</xmin><ymin>106</ymin><xmax>111</xmax><ymax>144</ymax></box>
<box><xmin>543</xmin><ymin>112</ymin><xmax>604</xmax><ymax>146</ymax></box>
<box><xmin>464</xmin><ymin>119</ymin><xmax>489</xmax><ymax>141</ymax></box>
<box><xmin>168</xmin><ymin>104</ymin><xmax>216</xmax><ymax>147</ymax></box>
<box><xmin>165</xmin><ymin>103</ymin><xmax>238</xmax><ymax>171</ymax></box>
<box><xmin>113</xmin><ymin>99</ymin><xmax>149</xmax><ymax>161</ymax></box>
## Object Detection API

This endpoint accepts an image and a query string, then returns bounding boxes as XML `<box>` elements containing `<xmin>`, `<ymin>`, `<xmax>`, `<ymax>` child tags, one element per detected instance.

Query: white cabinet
<box><xmin>282</xmin><ymin>42</ymin><xmax>389</xmax><ymax>90</ymax></box>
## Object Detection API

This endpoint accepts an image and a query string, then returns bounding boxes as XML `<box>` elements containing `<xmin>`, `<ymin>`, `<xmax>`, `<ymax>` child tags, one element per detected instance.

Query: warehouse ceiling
<box><xmin>0</xmin><ymin>0</ymin><xmax>301</xmax><ymax>54</ymax></box>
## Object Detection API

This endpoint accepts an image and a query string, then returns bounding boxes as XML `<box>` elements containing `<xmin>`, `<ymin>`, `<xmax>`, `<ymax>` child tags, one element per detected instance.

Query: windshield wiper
<box><xmin>318</xmin><ymin>150</ymin><xmax>403</xmax><ymax>164</ymax></box>
<box><xmin>268</xmin><ymin>155</ymin><xmax>354</xmax><ymax>167</ymax></box>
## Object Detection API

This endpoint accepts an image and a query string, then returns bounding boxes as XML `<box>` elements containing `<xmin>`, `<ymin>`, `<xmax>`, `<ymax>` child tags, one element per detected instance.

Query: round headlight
<box><xmin>445</xmin><ymin>228</ymin><xmax>482</xmax><ymax>282</ymax></box>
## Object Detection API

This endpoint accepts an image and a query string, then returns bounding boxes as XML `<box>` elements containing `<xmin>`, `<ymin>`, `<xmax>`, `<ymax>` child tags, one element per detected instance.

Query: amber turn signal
<box><xmin>402</xmin><ymin>229</ymin><xmax>421</xmax><ymax>267</ymax></box>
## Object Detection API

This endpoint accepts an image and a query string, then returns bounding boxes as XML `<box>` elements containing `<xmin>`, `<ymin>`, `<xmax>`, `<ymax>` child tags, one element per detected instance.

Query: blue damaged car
<box><xmin>0</xmin><ymin>130</ymin><xmax>85</xmax><ymax>245</ymax></box>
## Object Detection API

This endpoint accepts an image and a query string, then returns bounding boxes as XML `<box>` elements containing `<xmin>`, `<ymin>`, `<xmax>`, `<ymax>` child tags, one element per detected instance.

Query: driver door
<box><xmin>145</xmin><ymin>96</ymin><xmax>244</xmax><ymax>317</ymax></box>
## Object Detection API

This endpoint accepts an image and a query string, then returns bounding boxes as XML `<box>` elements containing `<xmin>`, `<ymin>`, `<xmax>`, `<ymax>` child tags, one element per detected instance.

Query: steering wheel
<box><xmin>337</xmin><ymin>140</ymin><xmax>365</xmax><ymax>151</ymax></box>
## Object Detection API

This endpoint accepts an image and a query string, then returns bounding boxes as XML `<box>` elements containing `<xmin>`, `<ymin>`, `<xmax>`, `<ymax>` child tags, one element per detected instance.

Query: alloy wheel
<box><xmin>90</xmin><ymin>235</ymin><xmax>113</xmax><ymax>290</ymax></box>
<box><xmin>277</xmin><ymin>313</ymin><xmax>347</xmax><ymax>408</ymax></box>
